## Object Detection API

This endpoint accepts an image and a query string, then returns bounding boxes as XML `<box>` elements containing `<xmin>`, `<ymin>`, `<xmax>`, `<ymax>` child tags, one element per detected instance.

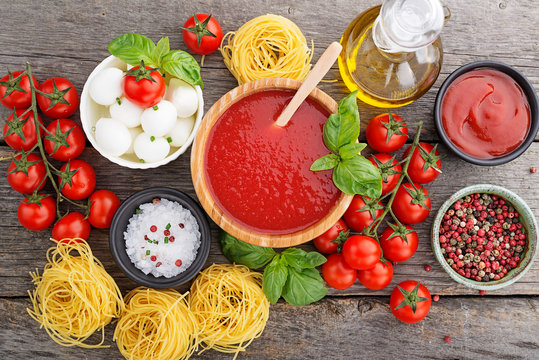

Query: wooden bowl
<box><xmin>191</xmin><ymin>78</ymin><xmax>353</xmax><ymax>248</ymax></box>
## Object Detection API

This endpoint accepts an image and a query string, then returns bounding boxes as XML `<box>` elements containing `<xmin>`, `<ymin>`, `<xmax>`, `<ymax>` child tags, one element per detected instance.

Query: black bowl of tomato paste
<box><xmin>434</xmin><ymin>61</ymin><xmax>539</xmax><ymax>166</ymax></box>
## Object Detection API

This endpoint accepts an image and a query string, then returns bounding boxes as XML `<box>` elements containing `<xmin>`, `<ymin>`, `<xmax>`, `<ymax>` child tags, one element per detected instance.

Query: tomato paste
<box><xmin>204</xmin><ymin>90</ymin><xmax>340</xmax><ymax>234</ymax></box>
<box><xmin>441</xmin><ymin>68</ymin><xmax>530</xmax><ymax>159</ymax></box>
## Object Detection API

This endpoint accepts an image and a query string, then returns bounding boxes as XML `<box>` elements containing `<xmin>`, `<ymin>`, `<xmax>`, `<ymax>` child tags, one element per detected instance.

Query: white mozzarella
<box><xmin>140</xmin><ymin>100</ymin><xmax>177</xmax><ymax>137</ymax></box>
<box><xmin>166</xmin><ymin>115</ymin><xmax>195</xmax><ymax>147</ymax></box>
<box><xmin>95</xmin><ymin>117</ymin><xmax>131</xmax><ymax>156</ymax></box>
<box><xmin>125</xmin><ymin>126</ymin><xmax>143</xmax><ymax>154</ymax></box>
<box><xmin>109</xmin><ymin>97</ymin><xmax>144</xmax><ymax>128</ymax></box>
<box><xmin>133</xmin><ymin>133</ymin><xmax>170</xmax><ymax>163</ymax></box>
<box><xmin>164</xmin><ymin>78</ymin><xmax>198</xmax><ymax>118</ymax></box>
<box><xmin>89</xmin><ymin>68</ymin><xmax>124</xmax><ymax>106</ymax></box>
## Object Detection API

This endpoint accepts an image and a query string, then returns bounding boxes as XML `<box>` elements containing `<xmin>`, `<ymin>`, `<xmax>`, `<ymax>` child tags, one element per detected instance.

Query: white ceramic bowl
<box><xmin>80</xmin><ymin>55</ymin><xmax>204</xmax><ymax>169</ymax></box>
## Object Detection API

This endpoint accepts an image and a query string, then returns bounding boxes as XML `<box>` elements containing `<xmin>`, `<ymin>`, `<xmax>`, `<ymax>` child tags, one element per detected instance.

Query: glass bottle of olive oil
<box><xmin>339</xmin><ymin>0</ymin><xmax>450</xmax><ymax>108</ymax></box>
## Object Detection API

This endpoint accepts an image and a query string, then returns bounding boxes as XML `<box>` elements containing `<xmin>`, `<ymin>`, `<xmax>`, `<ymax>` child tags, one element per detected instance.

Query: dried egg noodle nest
<box><xmin>220</xmin><ymin>14</ymin><xmax>313</xmax><ymax>84</ymax></box>
<box><xmin>113</xmin><ymin>287</ymin><xmax>197</xmax><ymax>360</ymax></box>
<box><xmin>189</xmin><ymin>264</ymin><xmax>270</xmax><ymax>358</ymax></box>
<box><xmin>27</xmin><ymin>239</ymin><xmax>125</xmax><ymax>348</ymax></box>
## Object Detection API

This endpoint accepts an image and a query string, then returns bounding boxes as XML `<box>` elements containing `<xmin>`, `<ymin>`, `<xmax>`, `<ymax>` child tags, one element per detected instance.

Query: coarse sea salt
<box><xmin>124</xmin><ymin>198</ymin><xmax>201</xmax><ymax>278</ymax></box>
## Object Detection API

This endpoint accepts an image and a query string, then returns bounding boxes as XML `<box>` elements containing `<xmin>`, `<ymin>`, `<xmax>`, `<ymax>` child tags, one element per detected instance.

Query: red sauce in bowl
<box><xmin>204</xmin><ymin>90</ymin><xmax>340</xmax><ymax>235</ymax></box>
<box><xmin>441</xmin><ymin>68</ymin><xmax>530</xmax><ymax>159</ymax></box>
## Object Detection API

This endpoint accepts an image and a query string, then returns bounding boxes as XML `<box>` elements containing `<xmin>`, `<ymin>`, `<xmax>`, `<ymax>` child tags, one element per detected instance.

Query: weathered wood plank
<box><xmin>3</xmin><ymin>296</ymin><xmax>539</xmax><ymax>359</ymax></box>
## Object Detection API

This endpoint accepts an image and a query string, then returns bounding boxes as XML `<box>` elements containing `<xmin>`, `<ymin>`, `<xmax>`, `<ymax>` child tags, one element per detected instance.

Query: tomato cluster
<box><xmin>315</xmin><ymin>112</ymin><xmax>440</xmax><ymax>323</ymax></box>
<box><xmin>2</xmin><ymin>68</ymin><xmax>121</xmax><ymax>241</ymax></box>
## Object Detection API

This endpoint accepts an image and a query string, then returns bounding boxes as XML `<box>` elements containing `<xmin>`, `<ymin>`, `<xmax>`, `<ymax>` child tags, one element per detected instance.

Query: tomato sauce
<box><xmin>441</xmin><ymin>68</ymin><xmax>530</xmax><ymax>159</ymax></box>
<box><xmin>204</xmin><ymin>90</ymin><xmax>341</xmax><ymax>234</ymax></box>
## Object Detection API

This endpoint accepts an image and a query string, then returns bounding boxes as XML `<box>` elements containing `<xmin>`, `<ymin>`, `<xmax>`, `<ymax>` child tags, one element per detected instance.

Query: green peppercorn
<box><xmin>481</xmin><ymin>194</ymin><xmax>489</xmax><ymax>200</ymax></box>
<box><xmin>450</xmin><ymin>239</ymin><xmax>457</xmax><ymax>246</ymax></box>
<box><xmin>489</xmin><ymin>273</ymin><xmax>495</xmax><ymax>279</ymax></box>
<box><xmin>516</xmin><ymin>245</ymin><xmax>523</xmax><ymax>253</ymax></box>
<box><xmin>464</xmin><ymin>195</ymin><xmax>472</xmax><ymax>202</ymax></box>
<box><xmin>471</xmin><ymin>241</ymin><xmax>478</xmax><ymax>248</ymax></box>
<box><xmin>453</xmin><ymin>218</ymin><xmax>460</xmax><ymax>225</ymax></box>
<box><xmin>467</xmin><ymin>208</ymin><xmax>473</xmax><ymax>215</ymax></box>
<box><xmin>502</xmin><ymin>222</ymin><xmax>510</xmax><ymax>230</ymax></box>
<box><xmin>496</xmin><ymin>208</ymin><xmax>503</xmax><ymax>215</ymax></box>
<box><xmin>457</xmin><ymin>242</ymin><xmax>466</xmax><ymax>249</ymax></box>
<box><xmin>478</xmin><ymin>261</ymin><xmax>486</xmax><ymax>269</ymax></box>
<box><xmin>474</xmin><ymin>256</ymin><xmax>481</xmax><ymax>263</ymax></box>
<box><xmin>493</xmin><ymin>249</ymin><xmax>500</xmax><ymax>256</ymax></box>
<box><xmin>447</xmin><ymin>258</ymin><xmax>455</xmax><ymax>266</ymax></box>
<box><xmin>456</xmin><ymin>209</ymin><xmax>464</xmax><ymax>217</ymax></box>
<box><xmin>478</xmin><ymin>270</ymin><xmax>486</xmax><ymax>277</ymax></box>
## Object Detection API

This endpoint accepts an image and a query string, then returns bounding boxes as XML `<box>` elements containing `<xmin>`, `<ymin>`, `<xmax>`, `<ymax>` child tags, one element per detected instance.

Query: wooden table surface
<box><xmin>1</xmin><ymin>0</ymin><xmax>539</xmax><ymax>359</ymax></box>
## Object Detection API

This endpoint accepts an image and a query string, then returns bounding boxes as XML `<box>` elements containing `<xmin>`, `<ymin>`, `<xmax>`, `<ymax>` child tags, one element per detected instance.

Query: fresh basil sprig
<box><xmin>108</xmin><ymin>33</ymin><xmax>203</xmax><ymax>89</ymax></box>
<box><xmin>311</xmin><ymin>91</ymin><xmax>382</xmax><ymax>198</ymax></box>
<box><xmin>220</xmin><ymin>232</ymin><xmax>328</xmax><ymax>306</ymax></box>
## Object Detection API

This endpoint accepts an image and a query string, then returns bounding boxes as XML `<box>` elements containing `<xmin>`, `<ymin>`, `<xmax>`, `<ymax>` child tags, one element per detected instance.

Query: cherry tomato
<box><xmin>122</xmin><ymin>64</ymin><xmax>165</xmax><ymax>107</ymax></box>
<box><xmin>183</xmin><ymin>14</ymin><xmax>223</xmax><ymax>55</ymax></box>
<box><xmin>403</xmin><ymin>142</ymin><xmax>442</xmax><ymax>184</ymax></box>
<box><xmin>3</xmin><ymin>110</ymin><xmax>44</xmax><ymax>151</ymax></box>
<box><xmin>342</xmin><ymin>235</ymin><xmax>381</xmax><ymax>270</ymax></box>
<box><xmin>390</xmin><ymin>280</ymin><xmax>431</xmax><ymax>323</ymax></box>
<box><xmin>58</xmin><ymin>160</ymin><xmax>96</xmax><ymax>200</ymax></box>
<box><xmin>52</xmin><ymin>212</ymin><xmax>91</xmax><ymax>241</ymax></box>
<box><xmin>322</xmin><ymin>253</ymin><xmax>357</xmax><ymax>290</ymax></box>
<box><xmin>368</xmin><ymin>153</ymin><xmax>402</xmax><ymax>196</ymax></box>
<box><xmin>37</xmin><ymin>77</ymin><xmax>79</xmax><ymax>118</ymax></box>
<box><xmin>357</xmin><ymin>260</ymin><xmax>393</xmax><ymax>290</ymax></box>
<box><xmin>343</xmin><ymin>195</ymin><xmax>384</xmax><ymax>232</ymax></box>
<box><xmin>313</xmin><ymin>219</ymin><xmax>349</xmax><ymax>254</ymax></box>
<box><xmin>0</xmin><ymin>70</ymin><xmax>38</xmax><ymax>109</ymax></box>
<box><xmin>88</xmin><ymin>190</ymin><xmax>121</xmax><ymax>229</ymax></box>
<box><xmin>7</xmin><ymin>153</ymin><xmax>47</xmax><ymax>194</ymax></box>
<box><xmin>392</xmin><ymin>183</ymin><xmax>431</xmax><ymax>225</ymax></box>
<box><xmin>366</xmin><ymin>112</ymin><xmax>408</xmax><ymax>153</ymax></box>
<box><xmin>43</xmin><ymin>118</ymin><xmax>86</xmax><ymax>161</ymax></box>
<box><xmin>380</xmin><ymin>223</ymin><xmax>419</xmax><ymax>262</ymax></box>
<box><xmin>17</xmin><ymin>194</ymin><xmax>56</xmax><ymax>231</ymax></box>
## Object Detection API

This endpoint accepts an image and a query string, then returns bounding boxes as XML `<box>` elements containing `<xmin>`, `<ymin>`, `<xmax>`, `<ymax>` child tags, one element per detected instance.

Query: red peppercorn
<box><xmin>164</xmin><ymin>229</ymin><xmax>171</xmax><ymax>236</ymax></box>
<box><xmin>169</xmin><ymin>236</ymin><xmax>175</xmax><ymax>242</ymax></box>
<box><xmin>150</xmin><ymin>225</ymin><xmax>157</xmax><ymax>232</ymax></box>
<box><xmin>479</xmin><ymin>290</ymin><xmax>486</xmax><ymax>296</ymax></box>
<box><xmin>175</xmin><ymin>259</ymin><xmax>182</xmax><ymax>267</ymax></box>
<box><xmin>152</xmin><ymin>197</ymin><xmax>160</xmax><ymax>204</ymax></box>
<box><xmin>156</xmin><ymin>262</ymin><xmax>162</xmax><ymax>267</ymax></box>
<box><xmin>150</xmin><ymin>255</ymin><xmax>157</xmax><ymax>261</ymax></box>
<box><xmin>424</xmin><ymin>265</ymin><xmax>432</xmax><ymax>272</ymax></box>
<box><xmin>179</xmin><ymin>223</ymin><xmax>185</xmax><ymax>229</ymax></box>
<box><xmin>444</xmin><ymin>336</ymin><xmax>451</xmax><ymax>343</ymax></box>
<box><xmin>530</xmin><ymin>167</ymin><xmax>537</xmax><ymax>173</ymax></box>
<box><xmin>433</xmin><ymin>295</ymin><xmax>440</xmax><ymax>302</ymax></box>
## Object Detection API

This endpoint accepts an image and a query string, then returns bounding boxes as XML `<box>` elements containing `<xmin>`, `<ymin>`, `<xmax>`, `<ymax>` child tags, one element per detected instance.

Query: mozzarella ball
<box><xmin>164</xmin><ymin>78</ymin><xmax>198</xmax><ymax>118</ymax></box>
<box><xmin>140</xmin><ymin>100</ymin><xmax>177</xmax><ymax>137</ymax></box>
<box><xmin>110</xmin><ymin>97</ymin><xmax>143</xmax><ymax>128</ymax></box>
<box><xmin>95</xmin><ymin>117</ymin><xmax>131</xmax><ymax>156</ymax></box>
<box><xmin>166</xmin><ymin>115</ymin><xmax>195</xmax><ymax>147</ymax></box>
<box><xmin>125</xmin><ymin>126</ymin><xmax>143</xmax><ymax>154</ymax></box>
<box><xmin>133</xmin><ymin>133</ymin><xmax>170</xmax><ymax>163</ymax></box>
<box><xmin>89</xmin><ymin>68</ymin><xmax>124</xmax><ymax>106</ymax></box>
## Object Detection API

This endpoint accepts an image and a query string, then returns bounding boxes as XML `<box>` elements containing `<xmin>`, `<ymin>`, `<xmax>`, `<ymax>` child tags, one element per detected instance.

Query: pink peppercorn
<box><xmin>479</xmin><ymin>290</ymin><xmax>486</xmax><ymax>296</ymax></box>
<box><xmin>424</xmin><ymin>265</ymin><xmax>432</xmax><ymax>272</ymax></box>
<box><xmin>150</xmin><ymin>255</ymin><xmax>157</xmax><ymax>261</ymax></box>
<box><xmin>150</xmin><ymin>225</ymin><xmax>157</xmax><ymax>232</ymax></box>
<box><xmin>433</xmin><ymin>295</ymin><xmax>440</xmax><ymax>302</ymax></box>
<box><xmin>164</xmin><ymin>229</ymin><xmax>171</xmax><ymax>236</ymax></box>
<box><xmin>175</xmin><ymin>259</ymin><xmax>182</xmax><ymax>267</ymax></box>
<box><xmin>444</xmin><ymin>336</ymin><xmax>451</xmax><ymax>343</ymax></box>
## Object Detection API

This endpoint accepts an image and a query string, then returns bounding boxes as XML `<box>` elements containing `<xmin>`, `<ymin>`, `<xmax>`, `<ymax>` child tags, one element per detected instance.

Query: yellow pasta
<box><xmin>220</xmin><ymin>14</ymin><xmax>313</xmax><ymax>84</ymax></box>
<box><xmin>189</xmin><ymin>264</ymin><xmax>270</xmax><ymax>359</ymax></box>
<box><xmin>27</xmin><ymin>239</ymin><xmax>125</xmax><ymax>348</ymax></box>
<box><xmin>114</xmin><ymin>287</ymin><xmax>197</xmax><ymax>360</ymax></box>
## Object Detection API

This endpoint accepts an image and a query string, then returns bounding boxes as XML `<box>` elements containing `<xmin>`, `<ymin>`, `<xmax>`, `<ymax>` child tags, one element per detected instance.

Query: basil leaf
<box><xmin>220</xmin><ymin>231</ymin><xmax>276</xmax><ymax>269</ymax></box>
<box><xmin>153</xmin><ymin>36</ymin><xmax>170</xmax><ymax>66</ymax></box>
<box><xmin>161</xmin><ymin>50</ymin><xmax>204</xmax><ymax>89</ymax></box>
<box><xmin>281</xmin><ymin>267</ymin><xmax>328</xmax><ymax>306</ymax></box>
<box><xmin>310</xmin><ymin>154</ymin><xmax>340</xmax><ymax>171</ymax></box>
<box><xmin>333</xmin><ymin>155</ymin><xmax>382</xmax><ymax>198</ymax></box>
<box><xmin>262</xmin><ymin>255</ymin><xmax>288</xmax><ymax>304</ymax></box>
<box><xmin>108</xmin><ymin>33</ymin><xmax>156</xmax><ymax>66</ymax></box>
<box><xmin>281</xmin><ymin>248</ymin><xmax>327</xmax><ymax>269</ymax></box>
<box><xmin>322</xmin><ymin>91</ymin><xmax>360</xmax><ymax>152</ymax></box>
<box><xmin>339</xmin><ymin>143</ymin><xmax>367</xmax><ymax>159</ymax></box>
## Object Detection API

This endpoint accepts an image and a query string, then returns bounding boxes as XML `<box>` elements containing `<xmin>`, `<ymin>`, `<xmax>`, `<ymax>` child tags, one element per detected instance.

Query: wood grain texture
<box><xmin>3</xmin><ymin>296</ymin><xmax>539</xmax><ymax>359</ymax></box>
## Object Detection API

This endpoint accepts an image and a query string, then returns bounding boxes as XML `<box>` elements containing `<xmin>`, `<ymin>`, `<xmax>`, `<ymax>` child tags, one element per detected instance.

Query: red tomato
<box><xmin>380</xmin><ymin>223</ymin><xmax>419</xmax><ymax>262</ymax></box>
<box><xmin>343</xmin><ymin>195</ymin><xmax>384</xmax><ymax>232</ymax></box>
<box><xmin>0</xmin><ymin>70</ymin><xmax>38</xmax><ymax>109</ymax></box>
<box><xmin>52</xmin><ymin>212</ymin><xmax>91</xmax><ymax>241</ymax></box>
<box><xmin>392</xmin><ymin>183</ymin><xmax>431</xmax><ymax>225</ymax></box>
<box><xmin>322</xmin><ymin>253</ymin><xmax>357</xmax><ymax>290</ymax></box>
<box><xmin>403</xmin><ymin>142</ymin><xmax>442</xmax><ymax>184</ymax></box>
<box><xmin>313</xmin><ymin>219</ymin><xmax>349</xmax><ymax>254</ymax></box>
<box><xmin>122</xmin><ymin>64</ymin><xmax>165</xmax><ymax>107</ymax></box>
<box><xmin>58</xmin><ymin>160</ymin><xmax>96</xmax><ymax>200</ymax></box>
<box><xmin>17</xmin><ymin>194</ymin><xmax>56</xmax><ymax>231</ymax></box>
<box><xmin>368</xmin><ymin>153</ymin><xmax>402</xmax><ymax>195</ymax></box>
<box><xmin>88</xmin><ymin>190</ymin><xmax>121</xmax><ymax>229</ymax></box>
<box><xmin>357</xmin><ymin>260</ymin><xmax>393</xmax><ymax>290</ymax></box>
<box><xmin>342</xmin><ymin>235</ymin><xmax>381</xmax><ymax>270</ymax></box>
<box><xmin>37</xmin><ymin>77</ymin><xmax>79</xmax><ymax>118</ymax></box>
<box><xmin>43</xmin><ymin>118</ymin><xmax>86</xmax><ymax>161</ymax></box>
<box><xmin>366</xmin><ymin>112</ymin><xmax>408</xmax><ymax>153</ymax></box>
<box><xmin>3</xmin><ymin>110</ymin><xmax>44</xmax><ymax>151</ymax></box>
<box><xmin>390</xmin><ymin>280</ymin><xmax>431</xmax><ymax>323</ymax></box>
<box><xmin>7</xmin><ymin>153</ymin><xmax>47</xmax><ymax>194</ymax></box>
<box><xmin>183</xmin><ymin>14</ymin><xmax>223</xmax><ymax>55</ymax></box>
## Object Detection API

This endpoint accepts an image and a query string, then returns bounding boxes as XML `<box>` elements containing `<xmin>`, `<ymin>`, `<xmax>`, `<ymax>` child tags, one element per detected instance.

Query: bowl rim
<box><xmin>433</xmin><ymin>60</ymin><xmax>539</xmax><ymax>166</ymax></box>
<box><xmin>109</xmin><ymin>187</ymin><xmax>211</xmax><ymax>288</ymax></box>
<box><xmin>80</xmin><ymin>55</ymin><xmax>204</xmax><ymax>169</ymax></box>
<box><xmin>190</xmin><ymin>77</ymin><xmax>353</xmax><ymax>248</ymax></box>
<box><xmin>431</xmin><ymin>184</ymin><xmax>538</xmax><ymax>290</ymax></box>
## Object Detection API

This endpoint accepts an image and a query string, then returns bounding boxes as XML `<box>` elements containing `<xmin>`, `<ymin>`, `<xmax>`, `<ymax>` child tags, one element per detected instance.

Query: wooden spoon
<box><xmin>275</xmin><ymin>41</ymin><xmax>343</xmax><ymax>127</ymax></box>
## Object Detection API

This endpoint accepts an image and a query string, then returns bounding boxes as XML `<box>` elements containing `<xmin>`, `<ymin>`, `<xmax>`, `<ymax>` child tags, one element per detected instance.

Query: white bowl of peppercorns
<box><xmin>431</xmin><ymin>184</ymin><xmax>538</xmax><ymax>291</ymax></box>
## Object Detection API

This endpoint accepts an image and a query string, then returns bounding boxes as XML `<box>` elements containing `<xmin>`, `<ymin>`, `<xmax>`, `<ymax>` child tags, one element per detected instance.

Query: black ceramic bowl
<box><xmin>109</xmin><ymin>187</ymin><xmax>211</xmax><ymax>288</ymax></box>
<box><xmin>434</xmin><ymin>61</ymin><xmax>539</xmax><ymax>166</ymax></box>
